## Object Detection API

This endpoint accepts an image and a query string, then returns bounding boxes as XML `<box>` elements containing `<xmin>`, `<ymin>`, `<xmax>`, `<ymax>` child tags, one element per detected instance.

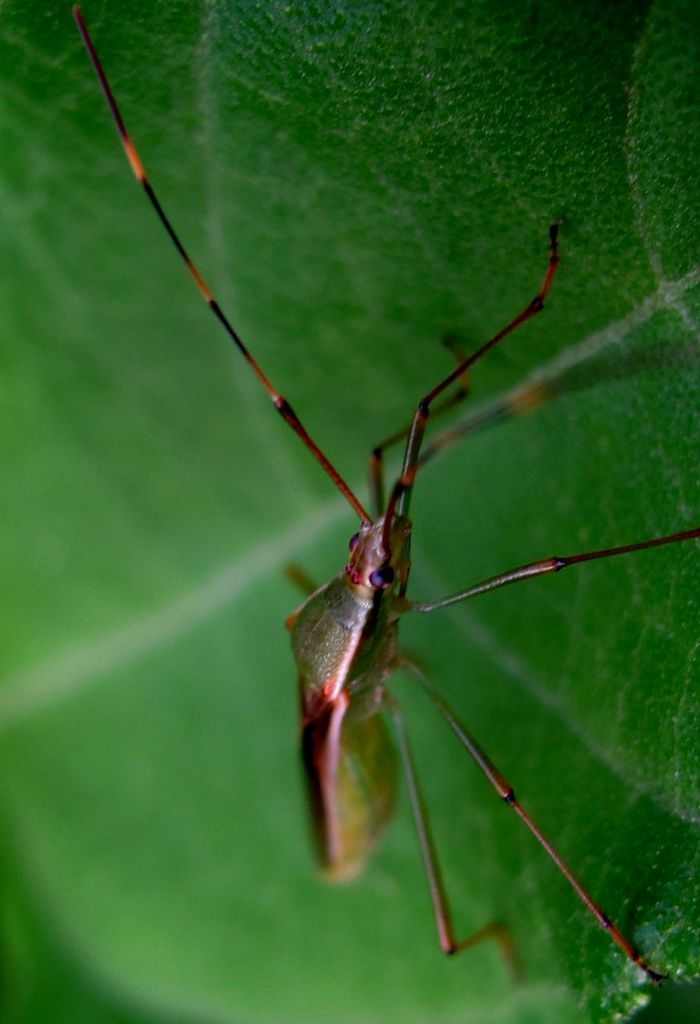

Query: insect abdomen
<box><xmin>302</xmin><ymin>693</ymin><xmax>397</xmax><ymax>881</ymax></box>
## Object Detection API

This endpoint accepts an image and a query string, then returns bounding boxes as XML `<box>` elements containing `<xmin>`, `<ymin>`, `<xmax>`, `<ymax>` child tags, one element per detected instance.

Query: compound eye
<box><xmin>348</xmin><ymin>532</ymin><xmax>360</xmax><ymax>551</ymax></box>
<box><xmin>369</xmin><ymin>565</ymin><xmax>395</xmax><ymax>588</ymax></box>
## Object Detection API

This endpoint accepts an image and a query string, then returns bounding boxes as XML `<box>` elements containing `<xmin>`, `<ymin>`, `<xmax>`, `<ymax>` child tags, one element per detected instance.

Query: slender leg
<box><xmin>369</xmin><ymin>335</ymin><xmax>471</xmax><ymax>517</ymax></box>
<box><xmin>285</xmin><ymin>564</ymin><xmax>319</xmax><ymax>596</ymax></box>
<box><xmin>417</xmin><ymin>376</ymin><xmax>554</xmax><ymax>473</ymax></box>
<box><xmin>382</xmin><ymin>225</ymin><xmax>560</xmax><ymax>554</ymax></box>
<box><xmin>398</xmin><ymin>527</ymin><xmax>700</xmax><ymax>613</ymax></box>
<box><xmin>399</xmin><ymin>662</ymin><xmax>667</xmax><ymax>982</ymax></box>
<box><xmin>283</xmin><ymin>565</ymin><xmax>321</xmax><ymax>629</ymax></box>
<box><xmin>73</xmin><ymin>6</ymin><xmax>369</xmax><ymax>524</ymax></box>
<box><xmin>384</xmin><ymin>691</ymin><xmax>519</xmax><ymax>974</ymax></box>
<box><xmin>415</xmin><ymin>330</ymin><xmax>696</xmax><ymax>474</ymax></box>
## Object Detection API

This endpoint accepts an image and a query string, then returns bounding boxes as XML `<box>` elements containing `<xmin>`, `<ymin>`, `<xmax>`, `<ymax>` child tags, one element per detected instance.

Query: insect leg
<box><xmin>384</xmin><ymin>690</ymin><xmax>520</xmax><ymax>974</ymax></box>
<box><xmin>416</xmin><ymin>375</ymin><xmax>554</xmax><ymax>474</ymax></box>
<box><xmin>283</xmin><ymin>566</ymin><xmax>322</xmax><ymax>629</ymax></box>
<box><xmin>398</xmin><ymin>526</ymin><xmax>700</xmax><ymax>613</ymax></box>
<box><xmin>285</xmin><ymin>564</ymin><xmax>319</xmax><ymax>596</ymax></box>
<box><xmin>398</xmin><ymin>662</ymin><xmax>667</xmax><ymax>981</ymax></box>
<box><xmin>369</xmin><ymin>335</ymin><xmax>471</xmax><ymax>517</ymax></box>
<box><xmin>414</xmin><ymin>330</ymin><xmax>697</xmax><ymax>475</ymax></box>
<box><xmin>382</xmin><ymin>225</ymin><xmax>559</xmax><ymax>553</ymax></box>
<box><xmin>73</xmin><ymin>6</ymin><xmax>369</xmax><ymax>524</ymax></box>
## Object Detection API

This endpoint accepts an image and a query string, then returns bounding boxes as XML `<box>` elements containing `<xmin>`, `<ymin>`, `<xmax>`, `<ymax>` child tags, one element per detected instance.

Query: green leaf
<box><xmin>1</xmin><ymin>1</ymin><xmax>698</xmax><ymax>1023</ymax></box>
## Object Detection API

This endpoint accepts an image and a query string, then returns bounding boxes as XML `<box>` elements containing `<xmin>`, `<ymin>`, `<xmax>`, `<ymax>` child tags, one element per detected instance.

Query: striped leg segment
<box><xmin>73</xmin><ymin>6</ymin><xmax>369</xmax><ymax>524</ymax></box>
<box><xmin>385</xmin><ymin>691</ymin><xmax>519</xmax><ymax>974</ymax></box>
<box><xmin>401</xmin><ymin>663</ymin><xmax>667</xmax><ymax>982</ymax></box>
<box><xmin>402</xmin><ymin>526</ymin><xmax>700</xmax><ymax>613</ymax></box>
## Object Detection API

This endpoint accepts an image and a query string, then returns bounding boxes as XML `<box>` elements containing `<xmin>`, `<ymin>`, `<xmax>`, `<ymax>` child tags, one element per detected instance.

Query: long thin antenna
<box><xmin>73</xmin><ymin>5</ymin><xmax>370</xmax><ymax>524</ymax></box>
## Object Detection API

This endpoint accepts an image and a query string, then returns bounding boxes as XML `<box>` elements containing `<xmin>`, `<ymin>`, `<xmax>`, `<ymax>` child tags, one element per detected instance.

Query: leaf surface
<box><xmin>1</xmin><ymin>1</ymin><xmax>698</xmax><ymax>1022</ymax></box>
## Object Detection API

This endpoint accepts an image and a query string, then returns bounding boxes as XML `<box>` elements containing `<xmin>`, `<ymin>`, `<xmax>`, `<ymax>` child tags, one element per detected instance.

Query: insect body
<box><xmin>292</xmin><ymin>514</ymin><xmax>410</xmax><ymax>880</ymax></box>
<box><xmin>74</xmin><ymin>6</ymin><xmax>699</xmax><ymax>984</ymax></box>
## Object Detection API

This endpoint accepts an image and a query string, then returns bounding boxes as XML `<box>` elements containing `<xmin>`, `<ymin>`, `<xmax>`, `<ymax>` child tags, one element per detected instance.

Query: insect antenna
<box><xmin>381</xmin><ymin>225</ymin><xmax>560</xmax><ymax>555</ymax></box>
<box><xmin>73</xmin><ymin>5</ymin><xmax>370</xmax><ymax>524</ymax></box>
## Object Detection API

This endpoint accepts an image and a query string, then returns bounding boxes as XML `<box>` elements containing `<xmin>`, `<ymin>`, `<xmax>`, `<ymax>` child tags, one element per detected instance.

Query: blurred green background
<box><xmin>1</xmin><ymin>1</ymin><xmax>698</xmax><ymax>1022</ymax></box>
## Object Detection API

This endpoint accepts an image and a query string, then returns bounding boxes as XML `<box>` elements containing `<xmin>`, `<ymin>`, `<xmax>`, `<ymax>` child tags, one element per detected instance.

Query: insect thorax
<box><xmin>292</xmin><ymin>573</ymin><xmax>398</xmax><ymax>721</ymax></box>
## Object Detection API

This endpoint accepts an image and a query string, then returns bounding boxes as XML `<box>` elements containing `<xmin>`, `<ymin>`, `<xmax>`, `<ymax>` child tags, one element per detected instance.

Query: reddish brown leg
<box><xmin>400</xmin><ymin>526</ymin><xmax>700</xmax><ymax>613</ymax></box>
<box><xmin>382</xmin><ymin>224</ymin><xmax>560</xmax><ymax>554</ymax></box>
<box><xmin>369</xmin><ymin>335</ymin><xmax>471</xmax><ymax>517</ymax></box>
<box><xmin>415</xmin><ymin>332</ymin><xmax>694</xmax><ymax>474</ymax></box>
<box><xmin>384</xmin><ymin>691</ymin><xmax>520</xmax><ymax>976</ymax></box>
<box><xmin>416</xmin><ymin>376</ymin><xmax>554</xmax><ymax>472</ymax></box>
<box><xmin>73</xmin><ymin>6</ymin><xmax>369</xmax><ymax>524</ymax></box>
<box><xmin>399</xmin><ymin>663</ymin><xmax>667</xmax><ymax>982</ymax></box>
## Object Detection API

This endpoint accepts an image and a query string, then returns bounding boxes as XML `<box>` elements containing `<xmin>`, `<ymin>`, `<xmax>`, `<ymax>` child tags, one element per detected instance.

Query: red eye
<box><xmin>348</xmin><ymin>532</ymin><xmax>360</xmax><ymax>551</ymax></box>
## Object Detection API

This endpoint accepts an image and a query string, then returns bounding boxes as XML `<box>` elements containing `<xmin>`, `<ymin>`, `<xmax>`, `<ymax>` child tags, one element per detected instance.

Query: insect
<box><xmin>74</xmin><ymin>5</ymin><xmax>698</xmax><ymax>984</ymax></box>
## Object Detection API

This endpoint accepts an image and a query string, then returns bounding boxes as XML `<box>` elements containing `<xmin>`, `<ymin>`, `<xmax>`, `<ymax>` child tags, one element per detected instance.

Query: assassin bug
<box><xmin>74</xmin><ymin>5</ymin><xmax>698</xmax><ymax>984</ymax></box>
